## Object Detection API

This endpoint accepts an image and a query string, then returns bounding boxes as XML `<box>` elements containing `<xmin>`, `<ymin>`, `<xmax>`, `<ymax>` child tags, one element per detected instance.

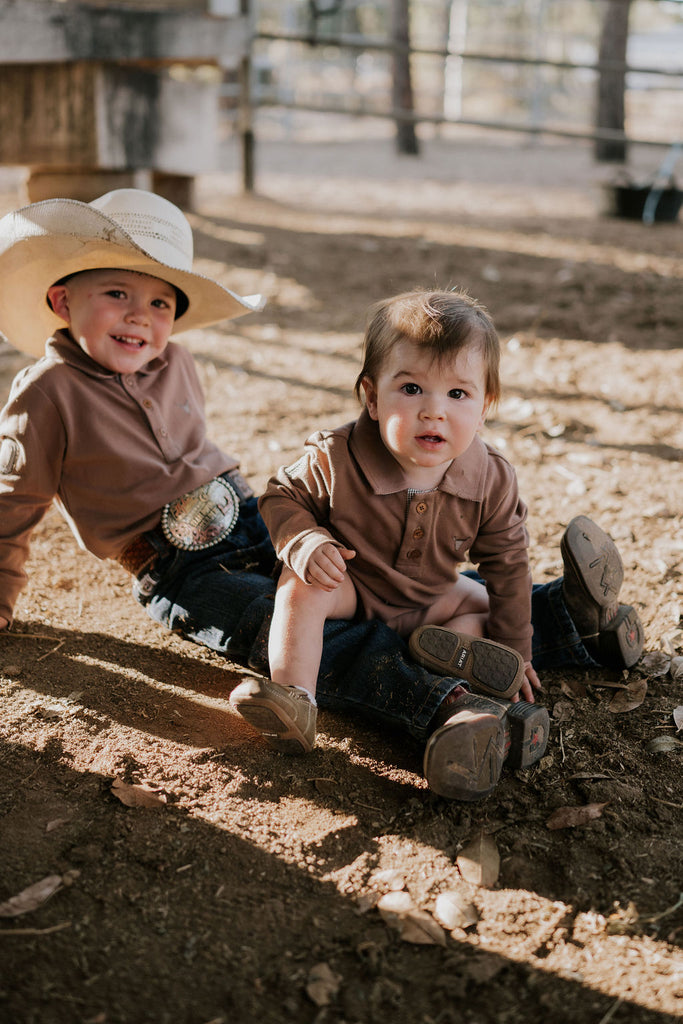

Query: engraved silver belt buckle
<box><xmin>161</xmin><ymin>477</ymin><xmax>240</xmax><ymax>551</ymax></box>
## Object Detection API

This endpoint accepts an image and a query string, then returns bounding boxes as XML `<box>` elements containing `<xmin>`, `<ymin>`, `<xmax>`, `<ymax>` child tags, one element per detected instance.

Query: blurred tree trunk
<box><xmin>391</xmin><ymin>0</ymin><xmax>419</xmax><ymax>154</ymax></box>
<box><xmin>595</xmin><ymin>0</ymin><xmax>632</xmax><ymax>162</ymax></box>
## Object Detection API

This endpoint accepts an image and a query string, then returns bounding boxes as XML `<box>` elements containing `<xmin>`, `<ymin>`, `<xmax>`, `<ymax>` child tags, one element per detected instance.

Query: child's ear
<box><xmin>46</xmin><ymin>284</ymin><xmax>70</xmax><ymax>322</ymax></box>
<box><xmin>361</xmin><ymin>377</ymin><xmax>379</xmax><ymax>420</ymax></box>
<box><xmin>478</xmin><ymin>399</ymin><xmax>492</xmax><ymax>429</ymax></box>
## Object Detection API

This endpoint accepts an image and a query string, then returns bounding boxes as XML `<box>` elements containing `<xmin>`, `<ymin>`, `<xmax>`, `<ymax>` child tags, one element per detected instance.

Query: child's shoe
<box><xmin>560</xmin><ymin>516</ymin><xmax>643</xmax><ymax>669</ymax></box>
<box><xmin>230</xmin><ymin>675</ymin><xmax>317</xmax><ymax>754</ymax></box>
<box><xmin>424</xmin><ymin>691</ymin><xmax>549</xmax><ymax>801</ymax></box>
<box><xmin>408</xmin><ymin>627</ymin><xmax>525</xmax><ymax>699</ymax></box>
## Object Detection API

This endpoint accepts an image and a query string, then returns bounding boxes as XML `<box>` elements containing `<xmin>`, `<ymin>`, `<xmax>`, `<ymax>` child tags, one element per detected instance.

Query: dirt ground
<box><xmin>0</xmin><ymin>132</ymin><xmax>681</xmax><ymax>1024</ymax></box>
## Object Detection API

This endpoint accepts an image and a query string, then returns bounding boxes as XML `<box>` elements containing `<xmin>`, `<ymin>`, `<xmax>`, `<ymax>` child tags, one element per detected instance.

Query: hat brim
<box><xmin>0</xmin><ymin>200</ymin><xmax>264</xmax><ymax>359</ymax></box>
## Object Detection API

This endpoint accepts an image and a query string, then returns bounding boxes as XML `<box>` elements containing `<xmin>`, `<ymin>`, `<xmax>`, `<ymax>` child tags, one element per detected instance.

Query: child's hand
<box><xmin>513</xmin><ymin>662</ymin><xmax>542</xmax><ymax>704</ymax></box>
<box><xmin>305</xmin><ymin>543</ymin><xmax>355</xmax><ymax>592</ymax></box>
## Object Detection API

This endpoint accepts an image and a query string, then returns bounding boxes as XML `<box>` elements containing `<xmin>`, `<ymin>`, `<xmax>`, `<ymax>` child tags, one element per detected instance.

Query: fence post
<box><xmin>239</xmin><ymin>0</ymin><xmax>255</xmax><ymax>192</ymax></box>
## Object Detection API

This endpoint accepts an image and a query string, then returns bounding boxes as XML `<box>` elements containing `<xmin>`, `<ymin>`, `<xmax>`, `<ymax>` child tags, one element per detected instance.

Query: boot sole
<box><xmin>230</xmin><ymin>685</ymin><xmax>316</xmax><ymax>754</ymax></box>
<box><xmin>560</xmin><ymin>515</ymin><xmax>624</xmax><ymax>615</ymax></box>
<box><xmin>409</xmin><ymin>627</ymin><xmax>524</xmax><ymax>699</ymax></box>
<box><xmin>423</xmin><ymin>708</ymin><xmax>507</xmax><ymax>801</ymax></box>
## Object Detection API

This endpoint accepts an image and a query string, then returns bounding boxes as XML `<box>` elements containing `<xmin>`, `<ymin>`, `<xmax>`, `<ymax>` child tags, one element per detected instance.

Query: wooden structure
<box><xmin>0</xmin><ymin>0</ymin><xmax>250</xmax><ymax>206</ymax></box>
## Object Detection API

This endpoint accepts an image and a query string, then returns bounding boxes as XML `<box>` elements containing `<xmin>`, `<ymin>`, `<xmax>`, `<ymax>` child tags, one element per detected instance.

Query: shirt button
<box><xmin>413</xmin><ymin>527</ymin><xmax>424</xmax><ymax>539</ymax></box>
<box><xmin>125</xmin><ymin>376</ymin><xmax>135</xmax><ymax>386</ymax></box>
<box><xmin>406</xmin><ymin>549</ymin><xmax>422</xmax><ymax>560</ymax></box>
<box><xmin>159</xmin><ymin>429</ymin><xmax>168</xmax><ymax>437</ymax></box>
<box><xmin>415</xmin><ymin>501</ymin><xmax>428</xmax><ymax>515</ymax></box>
<box><xmin>143</xmin><ymin>399</ymin><xmax>152</xmax><ymax>409</ymax></box>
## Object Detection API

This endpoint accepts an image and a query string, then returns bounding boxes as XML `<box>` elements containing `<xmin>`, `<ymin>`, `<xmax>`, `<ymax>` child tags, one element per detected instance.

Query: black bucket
<box><xmin>605</xmin><ymin>183</ymin><xmax>682</xmax><ymax>222</ymax></box>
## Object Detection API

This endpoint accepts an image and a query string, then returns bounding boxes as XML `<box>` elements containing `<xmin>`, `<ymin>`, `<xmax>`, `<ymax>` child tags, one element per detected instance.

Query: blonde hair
<box><xmin>354</xmin><ymin>289</ymin><xmax>501</xmax><ymax>406</ymax></box>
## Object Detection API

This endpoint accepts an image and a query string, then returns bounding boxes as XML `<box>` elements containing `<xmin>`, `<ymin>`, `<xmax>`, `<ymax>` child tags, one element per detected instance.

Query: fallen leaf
<box><xmin>456</xmin><ymin>833</ymin><xmax>500</xmax><ymax>888</ymax></box>
<box><xmin>608</xmin><ymin>678</ymin><xmax>647</xmax><ymax>714</ymax></box>
<box><xmin>640</xmin><ymin>651</ymin><xmax>671</xmax><ymax>677</ymax></box>
<box><xmin>111</xmin><ymin>778</ymin><xmax>167</xmax><ymax>809</ymax></box>
<box><xmin>377</xmin><ymin>892</ymin><xmax>446</xmax><ymax>946</ymax></box>
<box><xmin>46</xmin><ymin>818</ymin><xmax>70</xmax><ymax>833</ymax></box>
<box><xmin>463</xmin><ymin>953</ymin><xmax>507</xmax><ymax>983</ymax></box>
<box><xmin>551</xmin><ymin>700</ymin><xmax>574</xmax><ymax>722</ymax></box>
<box><xmin>671</xmin><ymin>659</ymin><xmax>683</xmax><ymax>683</ymax></box>
<box><xmin>645</xmin><ymin>735</ymin><xmax>681</xmax><ymax>753</ymax></box>
<box><xmin>433</xmin><ymin>891</ymin><xmax>479</xmax><ymax>930</ymax></box>
<box><xmin>396</xmin><ymin>909</ymin><xmax>447</xmax><ymax>946</ymax></box>
<box><xmin>561</xmin><ymin>677</ymin><xmax>586</xmax><ymax>699</ymax></box>
<box><xmin>674</xmin><ymin>705</ymin><xmax>683</xmax><ymax>732</ymax></box>
<box><xmin>0</xmin><ymin>875</ymin><xmax>64</xmax><ymax>917</ymax></box>
<box><xmin>305</xmin><ymin>962</ymin><xmax>341</xmax><ymax>1007</ymax></box>
<box><xmin>377</xmin><ymin>890</ymin><xmax>415</xmax><ymax>921</ymax></box>
<box><xmin>546</xmin><ymin>802</ymin><xmax>609</xmax><ymax>830</ymax></box>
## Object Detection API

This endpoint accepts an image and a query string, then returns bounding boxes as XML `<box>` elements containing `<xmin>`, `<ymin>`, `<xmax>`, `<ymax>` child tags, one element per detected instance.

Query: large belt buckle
<box><xmin>161</xmin><ymin>477</ymin><xmax>240</xmax><ymax>551</ymax></box>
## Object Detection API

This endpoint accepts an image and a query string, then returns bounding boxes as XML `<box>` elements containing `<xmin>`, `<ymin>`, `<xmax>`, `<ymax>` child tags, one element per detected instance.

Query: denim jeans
<box><xmin>138</xmin><ymin>498</ymin><xmax>595</xmax><ymax>743</ymax></box>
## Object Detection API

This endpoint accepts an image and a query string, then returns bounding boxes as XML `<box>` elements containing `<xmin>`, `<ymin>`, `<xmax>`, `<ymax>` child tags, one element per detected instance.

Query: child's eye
<box><xmin>106</xmin><ymin>289</ymin><xmax>126</xmax><ymax>299</ymax></box>
<box><xmin>400</xmin><ymin>382</ymin><xmax>421</xmax><ymax>396</ymax></box>
<box><xmin>152</xmin><ymin>298</ymin><xmax>172</xmax><ymax>310</ymax></box>
<box><xmin>448</xmin><ymin>388</ymin><xmax>466</xmax><ymax>400</ymax></box>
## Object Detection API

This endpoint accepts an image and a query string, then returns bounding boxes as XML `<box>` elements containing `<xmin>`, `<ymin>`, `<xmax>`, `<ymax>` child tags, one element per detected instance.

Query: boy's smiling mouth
<box><xmin>113</xmin><ymin>334</ymin><xmax>146</xmax><ymax>348</ymax></box>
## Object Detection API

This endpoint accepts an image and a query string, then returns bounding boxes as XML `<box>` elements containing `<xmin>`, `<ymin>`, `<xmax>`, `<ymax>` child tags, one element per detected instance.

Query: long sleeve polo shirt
<box><xmin>0</xmin><ymin>330</ymin><xmax>237</xmax><ymax>623</ymax></box>
<box><xmin>259</xmin><ymin>409</ymin><xmax>533</xmax><ymax>660</ymax></box>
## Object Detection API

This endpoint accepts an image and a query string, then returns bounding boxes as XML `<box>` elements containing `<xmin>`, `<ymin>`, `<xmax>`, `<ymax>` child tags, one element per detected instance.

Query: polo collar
<box><xmin>47</xmin><ymin>329</ymin><xmax>169</xmax><ymax>380</ymax></box>
<box><xmin>349</xmin><ymin>407</ymin><xmax>488</xmax><ymax>500</ymax></box>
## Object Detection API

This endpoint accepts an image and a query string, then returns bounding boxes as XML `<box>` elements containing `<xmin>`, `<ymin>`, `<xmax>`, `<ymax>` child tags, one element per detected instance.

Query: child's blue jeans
<box><xmin>138</xmin><ymin>498</ymin><xmax>597</xmax><ymax>743</ymax></box>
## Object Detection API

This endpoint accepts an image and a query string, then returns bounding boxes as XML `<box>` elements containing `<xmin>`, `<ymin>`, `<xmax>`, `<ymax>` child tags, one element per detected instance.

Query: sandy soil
<box><xmin>0</xmin><ymin>133</ymin><xmax>681</xmax><ymax>1024</ymax></box>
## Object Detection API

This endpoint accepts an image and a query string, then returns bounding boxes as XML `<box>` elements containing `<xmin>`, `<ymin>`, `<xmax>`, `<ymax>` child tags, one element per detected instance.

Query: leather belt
<box><xmin>117</xmin><ymin>525</ymin><xmax>168</xmax><ymax>578</ymax></box>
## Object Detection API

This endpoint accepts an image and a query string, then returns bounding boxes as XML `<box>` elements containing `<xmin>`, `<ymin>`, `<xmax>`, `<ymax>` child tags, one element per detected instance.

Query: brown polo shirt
<box><xmin>259</xmin><ymin>409</ymin><xmax>533</xmax><ymax>660</ymax></box>
<box><xmin>0</xmin><ymin>330</ymin><xmax>236</xmax><ymax>623</ymax></box>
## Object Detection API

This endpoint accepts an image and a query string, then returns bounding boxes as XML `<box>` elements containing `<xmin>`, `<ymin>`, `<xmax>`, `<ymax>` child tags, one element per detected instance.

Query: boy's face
<box><xmin>47</xmin><ymin>268</ymin><xmax>177</xmax><ymax>374</ymax></box>
<box><xmin>361</xmin><ymin>336</ymin><xmax>490</xmax><ymax>489</ymax></box>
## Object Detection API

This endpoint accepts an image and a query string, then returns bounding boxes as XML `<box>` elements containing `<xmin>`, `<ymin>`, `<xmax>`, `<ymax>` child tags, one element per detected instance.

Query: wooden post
<box><xmin>239</xmin><ymin>0</ymin><xmax>255</xmax><ymax>193</ymax></box>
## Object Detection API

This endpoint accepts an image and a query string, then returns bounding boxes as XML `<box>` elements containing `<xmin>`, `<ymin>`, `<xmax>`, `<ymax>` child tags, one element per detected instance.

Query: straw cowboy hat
<box><xmin>0</xmin><ymin>188</ymin><xmax>264</xmax><ymax>358</ymax></box>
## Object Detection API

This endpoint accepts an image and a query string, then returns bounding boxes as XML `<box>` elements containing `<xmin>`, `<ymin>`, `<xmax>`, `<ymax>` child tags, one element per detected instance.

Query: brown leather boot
<box><xmin>424</xmin><ymin>691</ymin><xmax>549</xmax><ymax>801</ymax></box>
<box><xmin>560</xmin><ymin>516</ymin><xmax>643</xmax><ymax>669</ymax></box>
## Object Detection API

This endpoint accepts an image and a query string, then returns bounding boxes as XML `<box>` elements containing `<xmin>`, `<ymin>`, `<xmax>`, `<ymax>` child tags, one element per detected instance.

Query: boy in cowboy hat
<box><xmin>0</xmin><ymin>188</ymin><xmax>644</xmax><ymax>802</ymax></box>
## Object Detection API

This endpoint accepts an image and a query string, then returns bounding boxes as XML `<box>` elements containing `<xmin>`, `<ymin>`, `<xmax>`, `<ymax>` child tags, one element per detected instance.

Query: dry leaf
<box><xmin>551</xmin><ymin>700</ymin><xmax>574</xmax><ymax>722</ymax></box>
<box><xmin>305</xmin><ymin>962</ymin><xmax>341</xmax><ymax>1007</ymax></box>
<box><xmin>456</xmin><ymin>833</ymin><xmax>500</xmax><ymax>888</ymax></box>
<box><xmin>671</xmin><ymin>659</ymin><xmax>683</xmax><ymax>683</ymax></box>
<box><xmin>433</xmin><ymin>891</ymin><xmax>479</xmax><ymax>930</ymax></box>
<box><xmin>377</xmin><ymin>892</ymin><xmax>446</xmax><ymax>946</ymax></box>
<box><xmin>111</xmin><ymin>778</ymin><xmax>167</xmax><ymax>809</ymax></box>
<box><xmin>645</xmin><ymin>735</ymin><xmax>681</xmax><ymax>753</ymax></box>
<box><xmin>640</xmin><ymin>651</ymin><xmax>671</xmax><ymax>677</ymax></box>
<box><xmin>463</xmin><ymin>953</ymin><xmax>507</xmax><ymax>983</ymax></box>
<box><xmin>546</xmin><ymin>802</ymin><xmax>609</xmax><ymax>830</ymax></box>
<box><xmin>46</xmin><ymin>818</ymin><xmax>70</xmax><ymax>833</ymax></box>
<box><xmin>377</xmin><ymin>890</ymin><xmax>415</xmax><ymax>922</ymax></box>
<box><xmin>608</xmin><ymin>679</ymin><xmax>647</xmax><ymax>714</ymax></box>
<box><xmin>561</xmin><ymin>677</ymin><xmax>586</xmax><ymax>699</ymax></box>
<box><xmin>673</xmin><ymin>705</ymin><xmax>683</xmax><ymax>732</ymax></box>
<box><xmin>396</xmin><ymin>909</ymin><xmax>447</xmax><ymax>946</ymax></box>
<box><xmin>0</xmin><ymin>875</ymin><xmax>64</xmax><ymax>917</ymax></box>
